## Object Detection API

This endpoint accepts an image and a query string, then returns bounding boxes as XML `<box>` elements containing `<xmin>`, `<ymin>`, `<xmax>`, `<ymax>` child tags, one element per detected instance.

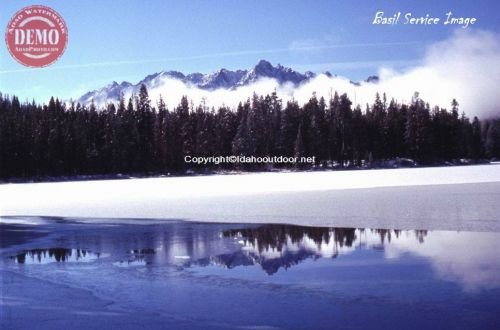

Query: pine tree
<box><xmin>326</xmin><ymin>92</ymin><xmax>340</xmax><ymax>163</ymax></box>
<box><xmin>337</xmin><ymin>93</ymin><xmax>353</xmax><ymax>167</ymax></box>
<box><xmin>294</xmin><ymin>122</ymin><xmax>306</xmax><ymax>167</ymax></box>
<box><xmin>232</xmin><ymin>101</ymin><xmax>252</xmax><ymax>156</ymax></box>
<box><xmin>485</xmin><ymin>120</ymin><xmax>500</xmax><ymax>158</ymax></box>
<box><xmin>278</xmin><ymin>100</ymin><xmax>300</xmax><ymax>157</ymax></box>
<box><xmin>470</xmin><ymin>117</ymin><xmax>483</xmax><ymax>160</ymax></box>
<box><xmin>0</xmin><ymin>89</ymin><xmax>494</xmax><ymax>179</ymax></box>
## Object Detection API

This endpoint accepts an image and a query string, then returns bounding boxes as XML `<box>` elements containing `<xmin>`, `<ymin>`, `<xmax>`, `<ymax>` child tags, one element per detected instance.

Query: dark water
<box><xmin>1</xmin><ymin>217</ymin><xmax>500</xmax><ymax>329</ymax></box>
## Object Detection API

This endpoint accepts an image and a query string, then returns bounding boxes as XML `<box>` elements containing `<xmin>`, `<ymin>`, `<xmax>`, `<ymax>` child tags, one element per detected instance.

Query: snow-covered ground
<box><xmin>1</xmin><ymin>165</ymin><xmax>500</xmax><ymax>231</ymax></box>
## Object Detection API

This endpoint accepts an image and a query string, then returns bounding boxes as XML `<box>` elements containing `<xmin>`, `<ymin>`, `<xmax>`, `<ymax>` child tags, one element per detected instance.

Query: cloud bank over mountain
<box><xmin>77</xmin><ymin>30</ymin><xmax>500</xmax><ymax>118</ymax></box>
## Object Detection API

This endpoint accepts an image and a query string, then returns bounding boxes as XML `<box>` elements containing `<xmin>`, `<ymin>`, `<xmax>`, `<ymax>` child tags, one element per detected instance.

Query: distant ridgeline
<box><xmin>0</xmin><ymin>85</ymin><xmax>499</xmax><ymax>179</ymax></box>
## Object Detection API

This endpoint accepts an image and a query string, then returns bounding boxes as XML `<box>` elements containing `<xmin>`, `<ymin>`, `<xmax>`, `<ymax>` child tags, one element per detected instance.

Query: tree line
<box><xmin>1</xmin><ymin>84</ymin><xmax>499</xmax><ymax>180</ymax></box>
<box><xmin>222</xmin><ymin>225</ymin><xmax>428</xmax><ymax>252</ymax></box>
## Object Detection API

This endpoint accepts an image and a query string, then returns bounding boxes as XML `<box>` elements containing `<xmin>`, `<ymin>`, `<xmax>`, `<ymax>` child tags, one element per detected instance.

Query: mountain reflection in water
<box><xmin>4</xmin><ymin>219</ymin><xmax>500</xmax><ymax>292</ymax></box>
<box><xmin>194</xmin><ymin>226</ymin><xmax>427</xmax><ymax>275</ymax></box>
<box><xmin>182</xmin><ymin>224</ymin><xmax>500</xmax><ymax>292</ymax></box>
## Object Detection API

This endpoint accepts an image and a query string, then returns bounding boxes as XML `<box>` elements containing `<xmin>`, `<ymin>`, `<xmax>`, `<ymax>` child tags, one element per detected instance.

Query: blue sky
<box><xmin>1</xmin><ymin>0</ymin><xmax>499</xmax><ymax>103</ymax></box>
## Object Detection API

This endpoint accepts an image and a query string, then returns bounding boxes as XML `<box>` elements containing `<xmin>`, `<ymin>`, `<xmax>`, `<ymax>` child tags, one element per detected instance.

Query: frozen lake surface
<box><xmin>2</xmin><ymin>166</ymin><xmax>500</xmax><ymax>329</ymax></box>
<box><xmin>1</xmin><ymin>218</ymin><xmax>500</xmax><ymax>329</ymax></box>
<box><xmin>1</xmin><ymin>165</ymin><xmax>500</xmax><ymax>231</ymax></box>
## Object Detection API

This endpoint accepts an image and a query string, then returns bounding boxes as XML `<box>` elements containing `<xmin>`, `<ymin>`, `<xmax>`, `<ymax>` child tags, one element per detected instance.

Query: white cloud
<box><xmin>384</xmin><ymin>231</ymin><xmax>500</xmax><ymax>292</ymax></box>
<box><xmin>109</xmin><ymin>30</ymin><xmax>500</xmax><ymax>119</ymax></box>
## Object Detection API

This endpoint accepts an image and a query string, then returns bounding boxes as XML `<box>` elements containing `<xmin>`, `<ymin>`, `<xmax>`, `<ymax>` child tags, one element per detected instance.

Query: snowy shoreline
<box><xmin>1</xmin><ymin>164</ymin><xmax>500</xmax><ymax>231</ymax></box>
<box><xmin>0</xmin><ymin>161</ymin><xmax>494</xmax><ymax>185</ymax></box>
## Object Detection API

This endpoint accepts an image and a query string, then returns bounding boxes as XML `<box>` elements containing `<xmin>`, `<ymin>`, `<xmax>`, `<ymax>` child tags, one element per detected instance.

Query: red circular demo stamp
<box><xmin>5</xmin><ymin>5</ymin><xmax>68</xmax><ymax>67</ymax></box>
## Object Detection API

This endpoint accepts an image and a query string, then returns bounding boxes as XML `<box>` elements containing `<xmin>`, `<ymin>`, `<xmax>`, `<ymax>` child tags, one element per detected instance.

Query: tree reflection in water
<box><xmin>11</xmin><ymin>248</ymin><xmax>100</xmax><ymax>264</ymax></box>
<box><xmin>205</xmin><ymin>225</ymin><xmax>429</xmax><ymax>274</ymax></box>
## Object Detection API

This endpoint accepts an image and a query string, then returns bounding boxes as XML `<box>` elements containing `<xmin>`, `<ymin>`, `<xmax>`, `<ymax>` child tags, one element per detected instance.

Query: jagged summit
<box><xmin>76</xmin><ymin>60</ymin><xmax>377</xmax><ymax>106</ymax></box>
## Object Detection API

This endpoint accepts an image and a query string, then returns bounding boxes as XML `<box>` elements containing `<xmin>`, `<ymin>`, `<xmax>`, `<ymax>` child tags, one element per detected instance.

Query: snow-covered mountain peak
<box><xmin>75</xmin><ymin>60</ymin><xmax>377</xmax><ymax>107</ymax></box>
